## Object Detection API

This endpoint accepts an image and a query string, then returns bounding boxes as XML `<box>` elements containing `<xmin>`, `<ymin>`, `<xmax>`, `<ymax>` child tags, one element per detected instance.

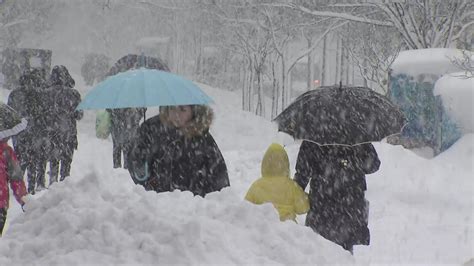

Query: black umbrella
<box><xmin>0</xmin><ymin>103</ymin><xmax>27</xmax><ymax>140</ymax></box>
<box><xmin>274</xmin><ymin>85</ymin><xmax>405</xmax><ymax>145</ymax></box>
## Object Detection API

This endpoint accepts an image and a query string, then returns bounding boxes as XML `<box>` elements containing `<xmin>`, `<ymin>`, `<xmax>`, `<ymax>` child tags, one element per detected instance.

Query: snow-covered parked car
<box><xmin>387</xmin><ymin>48</ymin><xmax>472</xmax><ymax>156</ymax></box>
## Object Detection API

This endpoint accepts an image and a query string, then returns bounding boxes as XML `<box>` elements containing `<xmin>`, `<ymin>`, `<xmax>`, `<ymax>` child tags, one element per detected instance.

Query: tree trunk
<box><xmin>363</xmin><ymin>58</ymin><xmax>368</xmax><ymax>87</ymax></box>
<box><xmin>242</xmin><ymin>63</ymin><xmax>247</xmax><ymax>110</ymax></box>
<box><xmin>197</xmin><ymin>21</ymin><xmax>203</xmax><ymax>77</ymax></box>
<box><xmin>351</xmin><ymin>62</ymin><xmax>355</xmax><ymax>85</ymax></box>
<box><xmin>306</xmin><ymin>38</ymin><xmax>314</xmax><ymax>91</ymax></box>
<box><xmin>248</xmin><ymin>60</ymin><xmax>254</xmax><ymax>111</ymax></box>
<box><xmin>340</xmin><ymin>38</ymin><xmax>345</xmax><ymax>85</ymax></box>
<box><xmin>335</xmin><ymin>36</ymin><xmax>341</xmax><ymax>84</ymax></box>
<box><xmin>345</xmin><ymin>47</ymin><xmax>350</xmax><ymax>85</ymax></box>
<box><xmin>286</xmin><ymin>69</ymin><xmax>292</xmax><ymax>103</ymax></box>
<box><xmin>271</xmin><ymin>61</ymin><xmax>279</xmax><ymax>118</ymax></box>
<box><xmin>281</xmin><ymin>58</ymin><xmax>286</xmax><ymax>112</ymax></box>
<box><xmin>322</xmin><ymin>35</ymin><xmax>327</xmax><ymax>86</ymax></box>
<box><xmin>173</xmin><ymin>11</ymin><xmax>180</xmax><ymax>74</ymax></box>
<box><xmin>256</xmin><ymin>69</ymin><xmax>263</xmax><ymax>116</ymax></box>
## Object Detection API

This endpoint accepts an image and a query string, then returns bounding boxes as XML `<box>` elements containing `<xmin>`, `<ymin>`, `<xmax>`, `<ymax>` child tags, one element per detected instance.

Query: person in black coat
<box><xmin>7</xmin><ymin>69</ymin><xmax>46</xmax><ymax>194</ymax></box>
<box><xmin>127</xmin><ymin>105</ymin><xmax>230</xmax><ymax>197</ymax></box>
<box><xmin>107</xmin><ymin>107</ymin><xmax>144</xmax><ymax>169</ymax></box>
<box><xmin>294</xmin><ymin>141</ymin><xmax>380</xmax><ymax>253</ymax></box>
<box><xmin>42</xmin><ymin>65</ymin><xmax>83</xmax><ymax>184</ymax></box>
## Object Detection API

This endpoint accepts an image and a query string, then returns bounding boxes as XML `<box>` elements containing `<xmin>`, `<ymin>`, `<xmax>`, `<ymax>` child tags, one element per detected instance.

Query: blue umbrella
<box><xmin>77</xmin><ymin>68</ymin><xmax>213</xmax><ymax>110</ymax></box>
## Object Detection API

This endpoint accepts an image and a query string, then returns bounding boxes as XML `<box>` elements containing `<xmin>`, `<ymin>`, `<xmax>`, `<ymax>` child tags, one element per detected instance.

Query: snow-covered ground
<box><xmin>0</xmin><ymin>82</ymin><xmax>473</xmax><ymax>265</ymax></box>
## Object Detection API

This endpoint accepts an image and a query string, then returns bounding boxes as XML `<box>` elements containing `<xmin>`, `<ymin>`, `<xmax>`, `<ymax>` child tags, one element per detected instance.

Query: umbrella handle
<box><xmin>133</xmin><ymin>161</ymin><xmax>149</xmax><ymax>182</ymax></box>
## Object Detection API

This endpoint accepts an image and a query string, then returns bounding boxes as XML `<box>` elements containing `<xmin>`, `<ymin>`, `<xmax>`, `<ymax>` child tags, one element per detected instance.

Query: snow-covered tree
<box><xmin>342</xmin><ymin>23</ymin><xmax>402</xmax><ymax>93</ymax></box>
<box><xmin>284</xmin><ymin>0</ymin><xmax>474</xmax><ymax>49</ymax></box>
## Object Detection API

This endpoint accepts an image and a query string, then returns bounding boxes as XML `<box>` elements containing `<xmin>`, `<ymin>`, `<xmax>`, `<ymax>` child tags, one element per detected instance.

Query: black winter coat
<box><xmin>7</xmin><ymin>71</ymin><xmax>46</xmax><ymax>160</ymax></box>
<box><xmin>44</xmin><ymin>66</ymin><xmax>83</xmax><ymax>157</ymax></box>
<box><xmin>128</xmin><ymin>115</ymin><xmax>229</xmax><ymax>197</ymax></box>
<box><xmin>7</xmin><ymin>87</ymin><xmax>37</xmax><ymax>159</ymax></box>
<box><xmin>294</xmin><ymin>141</ymin><xmax>380</xmax><ymax>250</ymax></box>
<box><xmin>44</xmin><ymin>85</ymin><xmax>83</xmax><ymax>152</ymax></box>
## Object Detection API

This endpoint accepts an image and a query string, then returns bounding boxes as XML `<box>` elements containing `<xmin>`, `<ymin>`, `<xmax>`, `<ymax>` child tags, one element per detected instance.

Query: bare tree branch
<box><xmin>272</xmin><ymin>2</ymin><xmax>393</xmax><ymax>27</ymax></box>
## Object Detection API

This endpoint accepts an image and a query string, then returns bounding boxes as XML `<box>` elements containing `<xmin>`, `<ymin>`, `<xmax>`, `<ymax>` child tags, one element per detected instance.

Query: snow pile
<box><xmin>362</xmin><ymin>136</ymin><xmax>474</xmax><ymax>264</ymax></box>
<box><xmin>0</xmin><ymin>172</ymin><xmax>352</xmax><ymax>265</ymax></box>
<box><xmin>434</xmin><ymin>73</ymin><xmax>474</xmax><ymax>134</ymax></box>
<box><xmin>391</xmin><ymin>48</ymin><xmax>469</xmax><ymax>76</ymax></box>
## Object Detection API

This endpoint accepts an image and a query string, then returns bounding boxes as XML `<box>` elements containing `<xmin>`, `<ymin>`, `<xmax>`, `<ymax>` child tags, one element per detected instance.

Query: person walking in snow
<box><xmin>43</xmin><ymin>65</ymin><xmax>83</xmax><ymax>184</ymax></box>
<box><xmin>127</xmin><ymin>105</ymin><xmax>229</xmax><ymax>197</ymax></box>
<box><xmin>245</xmin><ymin>143</ymin><xmax>309</xmax><ymax>222</ymax></box>
<box><xmin>294</xmin><ymin>141</ymin><xmax>380</xmax><ymax>253</ymax></box>
<box><xmin>107</xmin><ymin>107</ymin><xmax>144</xmax><ymax>169</ymax></box>
<box><xmin>0</xmin><ymin>138</ymin><xmax>27</xmax><ymax>236</ymax></box>
<box><xmin>8</xmin><ymin>69</ymin><xmax>46</xmax><ymax>194</ymax></box>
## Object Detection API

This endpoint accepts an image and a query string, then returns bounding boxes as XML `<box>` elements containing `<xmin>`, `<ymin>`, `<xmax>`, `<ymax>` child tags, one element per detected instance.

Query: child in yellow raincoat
<box><xmin>245</xmin><ymin>143</ymin><xmax>309</xmax><ymax>222</ymax></box>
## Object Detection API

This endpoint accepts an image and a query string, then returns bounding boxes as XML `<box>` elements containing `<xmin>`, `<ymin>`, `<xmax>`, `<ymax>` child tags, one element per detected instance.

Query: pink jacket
<box><xmin>0</xmin><ymin>141</ymin><xmax>26</xmax><ymax>209</ymax></box>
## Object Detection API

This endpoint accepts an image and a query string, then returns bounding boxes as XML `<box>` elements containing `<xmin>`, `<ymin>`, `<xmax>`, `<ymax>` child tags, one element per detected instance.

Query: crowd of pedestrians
<box><xmin>1</xmin><ymin>59</ymin><xmax>382</xmax><ymax>255</ymax></box>
<box><xmin>7</xmin><ymin>66</ymin><xmax>82</xmax><ymax>194</ymax></box>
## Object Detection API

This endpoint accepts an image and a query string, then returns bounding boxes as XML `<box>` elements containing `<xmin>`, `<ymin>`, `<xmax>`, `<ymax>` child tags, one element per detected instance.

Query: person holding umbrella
<box><xmin>294</xmin><ymin>142</ymin><xmax>380</xmax><ymax>252</ymax></box>
<box><xmin>76</xmin><ymin>67</ymin><xmax>229</xmax><ymax>197</ymax></box>
<box><xmin>0</xmin><ymin>103</ymin><xmax>28</xmax><ymax>235</ymax></box>
<box><xmin>274</xmin><ymin>85</ymin><xmax>405</xmax><ymax>253</ymax></box>
<box><xmin>128</xmin><ymin>105</ymin><xmax>230</xmax><ymax>197</ymax></box>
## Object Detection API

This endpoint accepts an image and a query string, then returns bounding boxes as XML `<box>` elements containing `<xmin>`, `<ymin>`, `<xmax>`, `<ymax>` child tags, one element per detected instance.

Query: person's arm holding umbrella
<box><xmin>127</xmin><ymin>118</ymin><xmax>163</xmax><ymax>188</ymax></box>
<box><xmin>355</xmin><ymin>143</ymin><xmax>381</xmax><ymax>175</ymax></box>
<box><xmin>202</xmin><ymin>134</ymin><xmax>230</xmax><ymax>195</ymax></box>
<box><xmin>294</xmin><ymin>141</ymin><xmax>316</xmax><ymax>190</ymax></box>
<box><xmin>72</xmin><ymin>89</ymin><xmax>84</xmax><ymax>121</ymax></box>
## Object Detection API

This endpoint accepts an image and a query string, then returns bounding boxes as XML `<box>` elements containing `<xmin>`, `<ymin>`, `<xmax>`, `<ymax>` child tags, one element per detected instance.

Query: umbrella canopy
<box><xmin>274</xmin><ymin>85</ymin><xmax>405</xmax><ymax>145</ymax></box>
<box><xmin>107</xmin><ymin>54</ymin><xmax>170</xmax><ymax>76</ymax></box>
<box><xmin>77</xmin><ymin>68</ymin><xmax>214</xmax><ymax>110</ymax></box>
<box><xmin>0</xmin><ymin>103</ymin><xmax>27</xmax><ymax>140</ymax></box>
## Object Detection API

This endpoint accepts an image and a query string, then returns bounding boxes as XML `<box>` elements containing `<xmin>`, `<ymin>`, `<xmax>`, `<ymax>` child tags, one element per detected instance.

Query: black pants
<box><xmin>112</xmin><ymin>138</ymin><xmax>129</xmax><ymax>169</ymax></box>
<box><xmin>0</xmin><ymin>208</ymin><xmax>7</xmax><ymax>236</ymax></box>
<box><xmin>36</xmin><ymin>160</ymin><xmax>48</xmax><ymax>189</ymax></box>
<box><xmin>49</xmin><ymin>157</ymin><xmax>73</xmax><ymax>183</ymax></box>
<box><xmin>16</xmin><ymin>151</ymin><xmax>37</xmax><ymax>194</ymax></box>
<box><xmin>23</xmin><ymin>163</ymin><xmax>37</xmax><ymax>194</ymax></box>
<box><xmin>49</xmin><ymin>146</ymin><xmax>75</xmax><ymax>184</ymax></box>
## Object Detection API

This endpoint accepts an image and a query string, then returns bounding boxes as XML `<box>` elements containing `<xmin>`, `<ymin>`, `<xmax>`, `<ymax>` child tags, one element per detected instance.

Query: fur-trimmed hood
<box><xmin>159</xmin><ymin>105</ymin><xmax>214</xmax><ymax>138</ymax></box>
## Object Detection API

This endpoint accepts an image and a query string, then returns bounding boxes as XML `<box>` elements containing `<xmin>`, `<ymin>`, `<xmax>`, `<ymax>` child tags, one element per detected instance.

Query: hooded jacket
<box><xmin>128</xmin><ymin>105</ymin><xmax>229</xmax><ymax>197</ymax></box>
<box><xmin>245</xmin><ymin>143</ymin><xmax>309</xmax><ymax>221</ymax></box>
<box><xmin>45</xmin><ymin>66</ymin><xmax>83</xmax><ymax>153</ymax></box>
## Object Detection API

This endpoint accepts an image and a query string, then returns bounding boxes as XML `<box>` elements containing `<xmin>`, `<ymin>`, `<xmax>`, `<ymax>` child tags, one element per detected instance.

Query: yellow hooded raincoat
<box><xmin>245</xmin><ymin>143</ymin><xmax>309</xmax><ymax>221</ymax></box>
